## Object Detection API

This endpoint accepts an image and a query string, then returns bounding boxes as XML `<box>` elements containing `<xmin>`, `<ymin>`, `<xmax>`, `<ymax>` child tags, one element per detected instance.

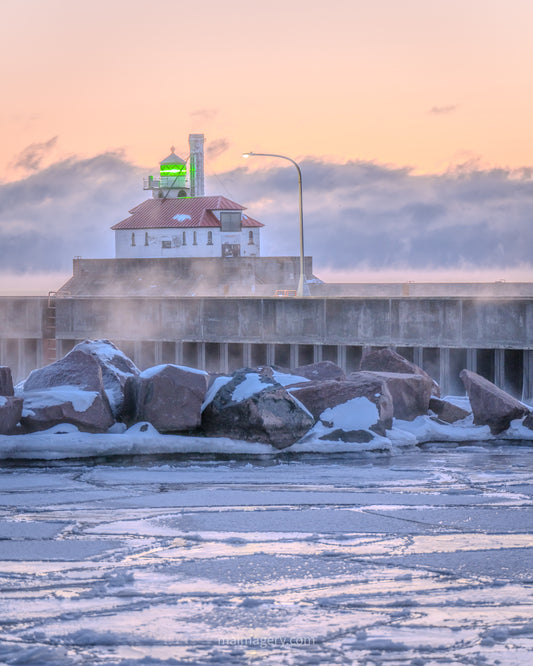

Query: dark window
<box><xmin>144</xmin><ymin>232</ymin><xmax>149</xmax><ymax>246</ymax></box>
<box><xmin>193</xmin><ymin>231</ymin><xmax>197</xmax><ymax>245</ymax></box>
<box><xmin>248</xmin><ymin>230</ymin><xmax>254</xmax><ymax>244</ymax></box>
<box><xmin>161</xmin><ymin>240</ymin><xmax>171</xmax><ymax>249</ymax></box>
<box><xmin>131</xmin><ymin>232</ymin><xmax>136</xmax><ymax>246</ymax></box>
<box><xmin>220</xmin><ymin>211</ymin><xmax>242</xmax><ymax>232</ymax></box>
<box><xmin>207</xmin><ymin>231</ymin><xmax>213</xmax><ymax>245</ymax></box>
<box><xmin>182</xmin><ymin>231</ymin><xmax>187</xmax><ymax>245</ymax></box>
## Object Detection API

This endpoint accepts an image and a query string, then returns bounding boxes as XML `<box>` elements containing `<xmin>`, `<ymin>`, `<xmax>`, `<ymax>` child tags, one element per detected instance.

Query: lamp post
<box><xmin>242</xmin><ymin>152</ymin><xmax>308</xmax><ymax>297</ymax></box>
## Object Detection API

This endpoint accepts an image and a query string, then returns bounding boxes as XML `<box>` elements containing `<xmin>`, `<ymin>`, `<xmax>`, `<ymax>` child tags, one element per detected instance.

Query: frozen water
<box><xmin>0</xmin><ymin>443</ymin><xmax>531</xmax><ymax>664</ymax></box>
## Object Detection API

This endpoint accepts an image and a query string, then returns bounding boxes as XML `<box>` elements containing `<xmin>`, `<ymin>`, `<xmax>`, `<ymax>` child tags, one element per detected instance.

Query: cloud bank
<box><xmin>2</xmin><ymin>146</ymin><xmax>533</xmax><ymax>290</ymax></box>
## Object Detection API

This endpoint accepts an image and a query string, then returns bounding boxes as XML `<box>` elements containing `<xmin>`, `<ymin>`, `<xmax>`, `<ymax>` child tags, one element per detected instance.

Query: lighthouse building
<box><xmin>111</xmin><ymin>134</ymin><xmax>263</xmax><ymax>259</ymax></box>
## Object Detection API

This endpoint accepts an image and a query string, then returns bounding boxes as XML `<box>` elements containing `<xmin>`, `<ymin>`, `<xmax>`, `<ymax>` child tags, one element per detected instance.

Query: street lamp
<box><xmin>242</xmin><ymin>151</ymin><xmax>309</xmax><ymax>297</ymax></box>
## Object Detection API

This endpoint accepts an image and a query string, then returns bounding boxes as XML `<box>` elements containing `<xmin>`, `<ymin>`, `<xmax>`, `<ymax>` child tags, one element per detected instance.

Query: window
<box><xmin>220</xmin><ymin>211</ymin><xmax>242</xmax><ymax>232</ymax></box>
<box><xmin>131</xmin><ymin>232</ymin><xmax>136</xmax><ymax>246</ymax></box>
<box><xmin>182</xmin><ymin>231</ymin><xmax>187</xmax><ymax>245</ymax></box>
<box><xmin>207</xmin><ymin>231</ymin><xmax>213</xmax><ymax>245</ymax></box>
<box><xmin>161</xmin><ymin>240</ymin><xmax>171</xmax><ymax>249</ymax></box>
<box><xmin>144</xmin><ymin>232</ymin><xmax>149</xmax><ymax>246</ymax></box>
<box><xmin>193</xmin><ymin>231</ymin><xmax>197</xmax><ymax>245</ymax></box>
<box><xmin>248</xmin><ymin>230</ymin><xmax>254</xmax><ymax>244</ymax></box>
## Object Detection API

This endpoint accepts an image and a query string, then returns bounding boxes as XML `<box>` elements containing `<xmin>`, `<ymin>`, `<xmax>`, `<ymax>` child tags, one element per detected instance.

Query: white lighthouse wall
<box><xmin>115</xmin><ymin>228</ymin><xmax>260</xmax><ymax>258</ymax></box>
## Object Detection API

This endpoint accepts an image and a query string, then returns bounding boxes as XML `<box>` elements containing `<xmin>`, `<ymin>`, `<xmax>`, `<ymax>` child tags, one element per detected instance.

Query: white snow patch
<box><xmin>22</xmin><ymin>387</ymin><xmax>99</xmax><ymax>416</ymax></box>
<box><xmin>231</xmin><ymin>373</ymin><xmax>272</xmax><ymax>402</ymax></box>
<box><xmin>172</xmin><ymin>213</ymin><xmax>192</xmax><ymax>222</ymax></box>
<box><xmin>201</xmin><ymin>375</ymin><xmax>232</xmax><ymax>411</ymax></box>
<box><xmin>321</xmin><ymin>397</ymin><xmax>379</xmax><ymax>430</ymax></box>
<box><xmin>272</xmin><ymin>371</ymin><xmax>309</xmax><ymax>386</ymax></box>
<box><xmin>0</xmin><ymin>396</ymin><xmax>7</xmax><ymax>407</ymax></box>
<box><xmin>140</xmin><ymin>364</ymin><xmax>208</xmax><ymax>379</ymax></box>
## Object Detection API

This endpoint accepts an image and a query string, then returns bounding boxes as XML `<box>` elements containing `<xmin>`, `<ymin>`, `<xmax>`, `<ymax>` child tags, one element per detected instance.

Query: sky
<box><xmin>1</xmin><ymin>0</ymin><xmax>533</xmax><ymax>292</ymax></box>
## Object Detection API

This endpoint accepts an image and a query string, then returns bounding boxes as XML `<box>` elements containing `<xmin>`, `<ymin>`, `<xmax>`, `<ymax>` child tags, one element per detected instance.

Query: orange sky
<box><xmin>2</xmin><ymin>0</ymin><xmax>533</xmax><ymax>178</ymax></box>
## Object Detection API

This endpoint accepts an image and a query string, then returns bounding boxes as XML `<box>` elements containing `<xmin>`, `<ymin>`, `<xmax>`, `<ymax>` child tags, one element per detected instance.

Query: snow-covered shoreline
<box><xmin>2</xmin><ymin>408</ymin><xmax>533</xmax><ymax>461</ymax></box>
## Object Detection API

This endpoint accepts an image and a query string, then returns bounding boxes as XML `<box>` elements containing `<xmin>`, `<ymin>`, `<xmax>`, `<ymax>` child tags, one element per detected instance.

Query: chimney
<box><xmin>189</xmin><ymin>133</ymin><xmax>205</xmax><ymax>197</ymax></box>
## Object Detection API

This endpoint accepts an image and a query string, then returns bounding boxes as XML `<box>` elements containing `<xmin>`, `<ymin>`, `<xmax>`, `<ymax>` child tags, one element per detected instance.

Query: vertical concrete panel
<box><xmin>466</xmin><ymin>349</ymin><xmax>477</xmax><ymax>373</ymax></box>
<box><xmin>522</xmin><ymin>350</ymin><xmax>533</xmax><ymax>403</ymax></box>
<box><xmin>314</xmin><ymin>345</ymin><xmax>322</xmax><ymax>362</ymax></box>
<box><xmin>439</xmin><ymin>348</ymin><xmax>450</xmax><ymax>396</ymax></box>
<box><xmin>494</xmin><ymin>349</ymin><xmax>505</xmax><ymax>388</ymax></box>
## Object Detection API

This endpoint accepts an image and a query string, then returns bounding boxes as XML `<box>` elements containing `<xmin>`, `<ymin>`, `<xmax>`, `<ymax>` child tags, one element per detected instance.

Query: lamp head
<box><xmin>242</xmin><ymin>152</ymin><xmax>254</xmax><ymax>158</ymax></box>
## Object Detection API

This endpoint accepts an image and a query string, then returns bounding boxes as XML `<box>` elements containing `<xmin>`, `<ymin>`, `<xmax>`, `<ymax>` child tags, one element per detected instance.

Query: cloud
<box><xmin>206</xmin><ymin>138</ymin><xmax>230</xmax><ymax>159</ymax></box>
<box><xmin>11</xmin><ymin>136</ymin><xmax>59</xmax><ymax>171</ymax></box>
<box><xmin>216</xmin><ymin>158</ymin><xmax>533</xmax><ymax>275</ymax></box>
<box><xmin>190</xmin><ymin>108</ymin><xmax>219</xmax><ymax>122</ymax></box>
<box><xmin>3</xmin><ymin>149</ymin><xmax>533</xmax><ymax>283</ymax></box>
<box><xmin>428</xmin><ymin>105</ymin><xmax>458</xmax><ymax>115</ymax></box>
<box><xmin>0</xmin><ymin>151</ymin><xmax>143</xmax><ymax>273</ymax></box>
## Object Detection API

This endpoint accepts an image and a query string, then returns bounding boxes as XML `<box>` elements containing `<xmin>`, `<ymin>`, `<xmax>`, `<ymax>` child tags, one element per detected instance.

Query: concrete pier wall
<box><xmin>2</xmin><ymin>294</ymin><xmax>533</xmax><ymax>400</ymax></box>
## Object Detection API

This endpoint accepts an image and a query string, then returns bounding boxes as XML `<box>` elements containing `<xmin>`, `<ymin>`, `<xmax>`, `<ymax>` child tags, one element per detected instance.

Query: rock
<box><xmin>0</xmin><ymin>367</ymin><xmax>14</xmax><ymax>396</ymax></box>
<box><xmin>288</xmin><ymin>376</ymin><xmax>393</xmax><ymax>434</ymax></box>
<box><xmin>349</xmin><ymin>370</ymin><xmax>433</xmax><ymax>421</ymax></box>
<box><xmin>522</xmin><ymin>413</ymin><xmax>533</xmax><ymax>431</ymax></box>
<box><xmin>126</xmin><ymin>364</ymin><xmax>208</xmax><ymax>432</ymax></box>
<box><xmin>24</xmin><ymin>349</ymin><xmax>107</xmax><ymax>394</ymax></box>
<box><xmin>460</xmin><ymin>369</ymin><xmax>529</xmax><ymax>435</ymax></box>
<box><xmin>69</xmin><ymin>340</ymin><xmax>140</xmax><ymax>419</ymax></box>
<box><xmin>429</xmin><ymin>397</ymin><xmax>471</xmax><ymax>423</ymax></box>
<box><xmin>201</xmin><ymin>369</ymin><xmax>314</xmax><ymax>449</ymax></box>
<box><xmin>0</xmin><ymin>396</ymin><xmax>23</xmax><ymax>434</ymax></box>
<box><xmin>360</xmin><ymin>348</ymin><xmax>440</xmax><ymax>397</ymax></box>
<box><xmin>21</xmin><ymin>387</ymin><xmax>114</xmax><ymax>433</ymax></box>
<box><xmin>319</xmin><ymin>428</ymin><xmax>374</xmax><ymax>443</ymax></box>
<box><xmin>292</xmin><ymin>361</ymin><xmax>345</xmax><ymax>382</ymax></box>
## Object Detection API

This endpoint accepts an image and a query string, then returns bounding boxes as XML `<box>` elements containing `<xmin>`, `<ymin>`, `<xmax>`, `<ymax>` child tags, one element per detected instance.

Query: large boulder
<box><xmin>126</xmin><ymin>364</ymin><xmax>208</xmax><ymax>432</ymax></box>
<box><xmin>21</xmin><ymin>349</ymin><xmax>115</xmax><ymax>433</ymax></box>
<box><xmin>68</xmin><ymin>340</ymin><xmax>140</xmax><ymax>419</ymax></box>
<box><xmin>459</xmin><ymin>369</ymin><xmax>529</xmax><ymax>435</ymax></box>
<box><xmin>0</xmin><ymin>396</ymin><xmax>23</xmax><ymax>434</ymax></box>
<box><xmin>349</xmin><ymin>370</ymin><xmax>433</xmax><ymax>421</ymax></box>
<box><xmin>429</xmin><ymin>397</ymin><xmax>471</xmax><ymax>424</ymax></box>
<box><xmin>291</xmin><ymin>361</ymin><xmax>345</xmax><ymax>382</ymax></box>
<box><xmin>288</xmin><ymin>375</ymin><xmax>393</xmax><ymax>435</ymax></box>
<box><xmin>21</xmin><ymin>388</ymin><xmax>114</xmax><ymax>433</ymax></box>
<box><xmin>360</xmin><ymin>348</ymin><xmax>440</xmax><ymax>397</ymax></box>
<box><xmin>0</xmin><ymin>367</ymin><xmax>14</xmax><ymax>397</ymax></box>
<box><xmin>201</xmin><ymin>369</ymin><xmax>314</xmax><ymax>449</ymax></box>
<box><xmin>24</xmin><ymin>349</ymin><xmax>107</xmax><ymax>393</ymax></box>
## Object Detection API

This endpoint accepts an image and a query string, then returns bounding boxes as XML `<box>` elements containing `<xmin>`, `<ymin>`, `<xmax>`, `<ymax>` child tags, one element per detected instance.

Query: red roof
<box><xmin>111</xmin><ymin>196</ymin><xmax>264</xmax><ymax>230</ymax></box>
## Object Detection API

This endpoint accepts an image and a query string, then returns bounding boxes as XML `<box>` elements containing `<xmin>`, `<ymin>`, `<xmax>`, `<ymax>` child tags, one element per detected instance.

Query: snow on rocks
<box><xmin>350</xmin><ymin>370</ymin><xmax>433</xmax><ymax>422</ymax></box>
<box><xmin>287</xmin><ymin>375</ymin><xmax>393</xmax><ymax>435</ymax></box>
<box><xmin>124</xmin><ymin>364</ymin><xmax>208</xmax><ymax>432</ymax></box>
<box><xmin>69</xmin><ymin>339</ymin><xmax>140</xmax><ymax>419</ymax></box>
<box><xmin>201</xmin><ymin>368</ymin><xmax>314</xmax><ymax>449</ymax></box>
<box><xmin>21</xmin><ymin>386</ymin><xmax>115</xmax><ymax>433</ymax></box>
<box><xmin>460</xmin><ymin>369</ymin><xmax>529</xmax><ymax>435</ymax></box>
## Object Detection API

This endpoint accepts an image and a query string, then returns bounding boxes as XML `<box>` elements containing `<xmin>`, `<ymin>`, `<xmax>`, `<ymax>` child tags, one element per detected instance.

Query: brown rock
<box><xmin>127</xmin><ymin>364</ymin><xmax>208</xmax><ymax>432</ymax></box>
<box><xmin>350</xmin><ymin>370</ymin><xmax>433</xmax><ymax>421</ymax></box>
<box><xmin>459</xmin><ymin>369</ymin><xmax>529</xmax><ymax>435</ymax></box>
<box><xmin>201</xmin><ymin>369</ymin><xmax>314</xmax><ymax>449</ymax></box>
<box><xmin>24</xmin><ymin>350</ymin><xmax>107</xmax><ymax>394</ymax></box>
<box><xmin>70</xmin><ymin>340</ymin><xmax>140</xmax><ymax>419</ymax></box>
<box><xmin>429</xmin><ymin>397</ymin><xmax>471</xmax><ymax>423</ymax></box>
<box><xmin>292</xmin><ymin>361</ymin><xmax>346</xmax><ymax>382</ymax></box>
<box><xmin>360</xmin><ymin>348</ymin><xmax>440</xmax><ymax>397</ymax></box>
<box><xmin>0</xmin><ymin>367</ymin><xmax>14</xmax><ymax>397</ymax></box>
<box><xmin>288</xmin><ymin>375</ymin><xmax>393</xmax><ymax>434</ymax></box>
<box><xmin>21</xmin><ymin>388</ymin><xmax>114</xmax><ymax>433</ymax></box>
<box><xmin>0</xmin><ymin>396</ymin><xmax>23</xmax><ymax>434</ymax></box>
